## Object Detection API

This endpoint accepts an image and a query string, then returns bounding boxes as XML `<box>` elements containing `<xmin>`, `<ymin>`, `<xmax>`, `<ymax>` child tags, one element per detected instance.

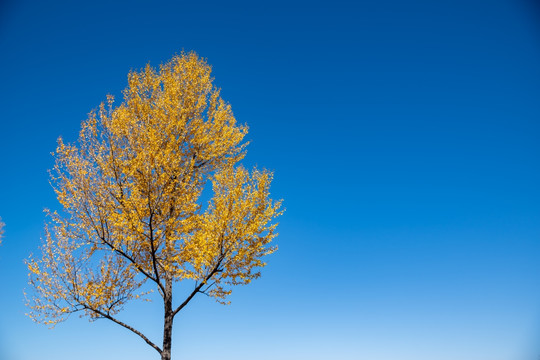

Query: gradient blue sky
<box><xmin>1</xmin><ymin>0</ymin><xmax>540</xmax><ymax>359</ymax></box>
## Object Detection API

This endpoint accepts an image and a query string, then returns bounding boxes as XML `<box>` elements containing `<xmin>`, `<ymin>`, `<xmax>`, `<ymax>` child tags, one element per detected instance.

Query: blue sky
<box><xmin>1</xmin><ymin>0</ymin><xmax>540</xmax><ymax>359</ymax></box>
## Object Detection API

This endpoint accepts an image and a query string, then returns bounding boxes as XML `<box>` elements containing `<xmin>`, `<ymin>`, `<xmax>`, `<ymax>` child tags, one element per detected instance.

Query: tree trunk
<box><xmin>161</xmin><ymin>280</ymin><xmax>174</xmax><ymax>360</ymax></box>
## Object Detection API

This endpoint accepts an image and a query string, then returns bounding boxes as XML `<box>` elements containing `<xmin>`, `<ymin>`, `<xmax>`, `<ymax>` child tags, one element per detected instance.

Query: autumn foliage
<box><xmin>26</xmin><ymin>52</ymin><xmax>282</xmax><ymax>360</ymax></box>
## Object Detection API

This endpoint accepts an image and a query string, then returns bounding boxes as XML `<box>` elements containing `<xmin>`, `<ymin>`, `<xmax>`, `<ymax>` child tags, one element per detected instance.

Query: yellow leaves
<box><xmin>182</xmin><ymin>164</ymin><xmax>283</xmax><ymax>298</ymax></box>
<box><xmin>27</xmin><ymin>260</ymin><xmax>41</xmax><ymax>276</ymax></box>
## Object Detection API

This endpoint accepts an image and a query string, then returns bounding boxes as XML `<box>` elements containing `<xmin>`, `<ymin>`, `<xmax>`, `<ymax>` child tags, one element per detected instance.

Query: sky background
<box><xmin>1</xmin><ymin>0</ymin><xmax>540</xmax><ymax>359</ymax></box>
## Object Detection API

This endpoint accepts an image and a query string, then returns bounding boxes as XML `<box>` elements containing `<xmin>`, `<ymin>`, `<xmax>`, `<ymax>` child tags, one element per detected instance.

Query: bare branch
<box><xmin>82</xmin><ymin>304</ymin><xmax>162</xmax><ymax>355</ymax></box>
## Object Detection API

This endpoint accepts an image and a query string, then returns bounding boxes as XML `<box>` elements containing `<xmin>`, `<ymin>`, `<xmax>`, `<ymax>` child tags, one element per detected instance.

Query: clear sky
<box><xmin>1</xmin><ymin>0</ymin><xmax>540</xmax><ymax>359</ymax></box>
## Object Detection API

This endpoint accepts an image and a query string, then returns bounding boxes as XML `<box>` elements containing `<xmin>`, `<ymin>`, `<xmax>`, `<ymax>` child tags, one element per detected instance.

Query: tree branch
<box><xmin>83</xmin><ymin>304</ymin><xmax>162</xmax><ymax>355</ymax></box>
<box><xmin>82</xmin><ymin>202</ymin><xmax>162</xmax><ymax>290</ymax></box>
<box><xmin>148</xmin><ymin>211</ymin><xmax>165</xmax><ymax>297</ymax></box>
<box><xmin>99</xmin><ymin>233</ymin><xmax>161</xmax><ymax>287</ymax></box>
<box><xmin>172</xmin><ymin>264</ymin><xmax>222</xmax><ymax>317</ymax></box>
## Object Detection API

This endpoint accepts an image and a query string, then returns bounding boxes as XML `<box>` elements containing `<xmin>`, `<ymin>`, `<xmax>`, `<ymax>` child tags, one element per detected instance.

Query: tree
<box><xmin>26</xmin><ymin>52</ymin><xmax>282</xmax><ymax>360</ymax></box>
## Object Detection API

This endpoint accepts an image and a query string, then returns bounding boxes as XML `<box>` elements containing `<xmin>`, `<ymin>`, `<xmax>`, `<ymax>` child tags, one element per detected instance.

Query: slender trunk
<box><xmin>161</xmin><ymin>279</ymin><xmax>174</xmax><ymax>360</ymax></box>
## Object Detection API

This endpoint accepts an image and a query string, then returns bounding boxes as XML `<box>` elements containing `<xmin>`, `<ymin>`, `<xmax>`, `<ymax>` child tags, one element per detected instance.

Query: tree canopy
<box><xmin>26</xmin><ymin>52</ymin><xmax>282</xmax><ymax>360</ymax></box>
